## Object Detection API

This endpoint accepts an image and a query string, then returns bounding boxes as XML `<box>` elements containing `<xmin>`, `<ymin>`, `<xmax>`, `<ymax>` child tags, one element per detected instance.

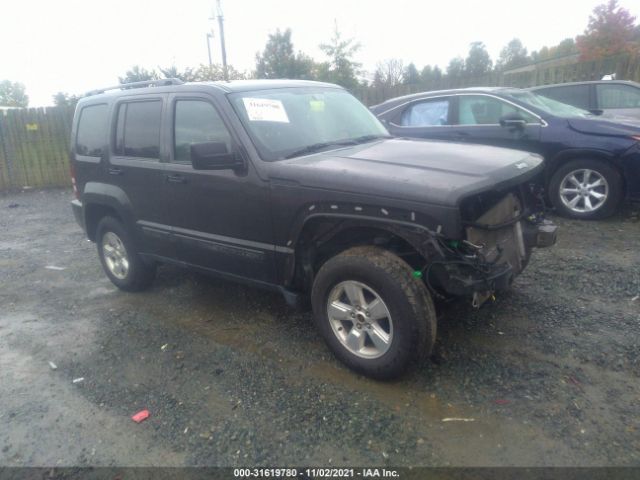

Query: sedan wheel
<box><xmin>559</xmin><ymin>168</ymin><xmax>609</xmax><ymax>214</ymax></box>
<box><xmin>549</xmin><ymin>159</ymin><xmax>622</xmax><ymax>219</ymax></box>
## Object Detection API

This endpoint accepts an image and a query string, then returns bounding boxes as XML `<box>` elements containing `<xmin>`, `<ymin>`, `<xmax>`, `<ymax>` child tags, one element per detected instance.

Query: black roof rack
<box><xmin>85</xmin><ymin>78</ymin><xmax>184</xmax><ymax>97</ymax></box>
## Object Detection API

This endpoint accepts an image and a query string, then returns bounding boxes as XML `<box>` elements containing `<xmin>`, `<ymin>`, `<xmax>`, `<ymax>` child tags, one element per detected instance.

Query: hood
<box><xmin>567</xmin><ymin>116</ymin><xmax>640</xmax><ymax>137</ymax></box>
<box><xmin>268</xmin><ymin>138</ymin><xmax>543</xmax><ymax>207</ymax></box>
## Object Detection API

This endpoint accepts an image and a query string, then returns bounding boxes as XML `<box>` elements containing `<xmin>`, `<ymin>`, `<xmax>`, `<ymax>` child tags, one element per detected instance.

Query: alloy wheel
<box><xmin>326</xmin><ymin>280</ymin><xmax>393</xmax><ymax>359</ymax></box>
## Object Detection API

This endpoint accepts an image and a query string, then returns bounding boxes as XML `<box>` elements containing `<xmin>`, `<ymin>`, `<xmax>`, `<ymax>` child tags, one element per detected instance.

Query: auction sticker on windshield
<box><xmin>243</xmin><ymin>98</ymin><xmax>290</xmax><ymax>123</ymax></box>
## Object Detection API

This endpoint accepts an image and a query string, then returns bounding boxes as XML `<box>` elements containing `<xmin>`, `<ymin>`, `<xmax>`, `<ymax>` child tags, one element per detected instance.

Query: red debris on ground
<box><xmin>131</xmin><ymin>410</ymin><xmax>150</xmax><ymax>423</ymax></box>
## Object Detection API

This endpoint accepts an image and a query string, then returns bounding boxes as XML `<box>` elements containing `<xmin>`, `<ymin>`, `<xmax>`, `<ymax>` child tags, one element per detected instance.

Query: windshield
<box><xmin>504</xmin><ymin>90</ymin><xmax>592</xmax><ymax>118</ymax></box>
<box><xmin>229</xmin><ymin>87</ymin><xmax>389</xmax><ymax>161</ymax></box>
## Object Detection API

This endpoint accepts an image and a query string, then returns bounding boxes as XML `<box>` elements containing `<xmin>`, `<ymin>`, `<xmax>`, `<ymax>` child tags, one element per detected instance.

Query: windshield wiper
<box><xmin>284</xmin><ymin>140</ymin><xmax>358</xmax><ymax>159</ymax></box>
<box><xmin>283</xmin><ymin>135</ymin><xmax>391</xmax><ymax>159</ymax></box>
<box><xmin>351</xmin><ymin>134</ymin><xmax>393</xmax><ymax>144</ymax></box>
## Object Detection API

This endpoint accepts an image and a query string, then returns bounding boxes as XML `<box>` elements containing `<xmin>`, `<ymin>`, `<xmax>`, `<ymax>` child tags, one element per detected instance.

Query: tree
<box><xmin>465</xmin><ymin>42</ymin><xmax>492</xmax><ymax>76</ymax></box>
<box><xmin>318</xmin><ymin>22</ymin><xmax>362</xmax><ymax>89</ymax></box>
<box><xmin>496</xmin><ymin>38</ymin><xmax>529</xmax><ymax>70</ymax></box>
<box><xmin>446</xmin><ymin>57</ymin><xmax>465</xmax><ymax>77</ymax></box>
<box><xmin>53</xmin><ymin>92</ymin><xmax>80</xmax><ymax>108</ymax></box>
<box><xmin>158</xmin><ymin>65</ymin><xmax>197</xmax><ymax>82</ymax></box>
<box><xmin>372</xmin><ymin>58</ymin><xmax>404</xmax><ymax>87</ymax></box>
<box><xmin>191</xmin><ymin>64</ymin><xmax>247</xmax><ymax>81</ymax></box>
<box><xmin>402</xmin><ymin>62</ymin><xmax>420</xmax><ymax>84</ymax></box>
<box><xmin>118</xmin><ymin>66</ymin><xmax>159</xmax><ymax>84</ymax></box>
<box><xmin>576</xmin><ymin>0</ymin><xmax>638</xmax><ymax>60</ymax></box>
<box><xmin>554</xmin><ymin>38</ymin><xmax>578</xmax><ymax>57</ymax></box>
<box><xmin>255</xmin><ymin>29</ymin><xmax>314</xmax><ymax>79</ymax></box>
<box><xmin>0</xmin><ymin>80</ymin><xmax>28</xmax><ymax>107</ymax></box>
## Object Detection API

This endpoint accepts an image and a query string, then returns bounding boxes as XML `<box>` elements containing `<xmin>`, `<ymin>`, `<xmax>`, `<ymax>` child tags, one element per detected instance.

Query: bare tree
<box><xmin>373</xmin><ymin>59</ymin><xmax>405</xmax><ymax>87</ymax></box>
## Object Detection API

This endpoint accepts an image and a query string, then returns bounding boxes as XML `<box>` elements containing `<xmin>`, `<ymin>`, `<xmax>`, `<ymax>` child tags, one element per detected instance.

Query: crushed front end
<box><xmin>424</xmin><ymin>185</ymin><xmax>557</xmax><ymax>307</ymax></box>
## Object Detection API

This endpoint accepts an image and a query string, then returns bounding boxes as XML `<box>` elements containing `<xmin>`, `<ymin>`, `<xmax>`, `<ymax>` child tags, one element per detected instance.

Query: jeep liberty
<box><xmin>70</xmin><ymin>79</ymin><xmax>557</xmax><ymax>378</ymax></box>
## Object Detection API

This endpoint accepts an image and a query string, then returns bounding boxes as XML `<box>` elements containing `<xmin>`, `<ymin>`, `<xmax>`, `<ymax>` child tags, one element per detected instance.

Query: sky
<box><xmin>2</xmin><ymin>0</ymin><xmax>638</xmax><ymax>107</ymax></box>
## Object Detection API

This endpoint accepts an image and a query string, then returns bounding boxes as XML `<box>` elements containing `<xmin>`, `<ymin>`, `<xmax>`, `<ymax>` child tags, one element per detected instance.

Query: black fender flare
<box><xmin>283</xmin><ymin>211</ymin><xmax>444</xmax><ymax>288</ymax></box>
<box><xmin>82</xmin><ymin>182</ymin><xmax>135</xmax><ymax>239</ymax></box>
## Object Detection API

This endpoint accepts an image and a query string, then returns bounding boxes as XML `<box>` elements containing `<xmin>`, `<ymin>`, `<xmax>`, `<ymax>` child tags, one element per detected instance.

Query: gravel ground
<box><xmin>0</xmin><ymin>188</ymin><xmax>638</xmax><ymax>467</ymax></box>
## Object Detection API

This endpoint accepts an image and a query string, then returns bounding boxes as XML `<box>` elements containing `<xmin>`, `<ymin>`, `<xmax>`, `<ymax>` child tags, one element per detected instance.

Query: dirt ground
<box><xmin>0</xmin><ymin>188</ymin><xmax>638</xmax><ymax>467</ymax></box>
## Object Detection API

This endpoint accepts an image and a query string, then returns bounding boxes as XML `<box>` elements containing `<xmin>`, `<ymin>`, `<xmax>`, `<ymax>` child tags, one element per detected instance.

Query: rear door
<box><xmin>162</xmin><ymin>93</ymin><xmax>276</xmax><ymax>283</ymax></box>
<box><xmin>447</xmin><ymin>94</ymin><xmax>543</xmax><ymax>154</ymax></box>
<box><xmin>107</xmin><ymin>95</ymin><xmax>173</xmax><ymax>257</ymax></box>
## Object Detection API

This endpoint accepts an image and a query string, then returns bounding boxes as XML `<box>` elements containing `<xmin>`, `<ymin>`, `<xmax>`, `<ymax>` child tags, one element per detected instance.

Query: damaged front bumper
<box><xmin>428</xmin><ymin>192</ymin><xmax>558</xmax><ymax>305</ymax></box>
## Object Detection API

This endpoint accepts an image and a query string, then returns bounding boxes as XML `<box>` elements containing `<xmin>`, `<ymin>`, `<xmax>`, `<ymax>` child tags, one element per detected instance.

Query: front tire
<box><xmin>96</xmin><ymin>216</ymin><xmax>156</xmax><ymax>292</ymax></box>
<box><xmin>549</xmin><ymin>159</ymin><xmax>622</xmax><ymax>219</ymax></box>
<box><xmin>311</xmin><ymin>246</ymin><xmax>436</xmax><ymax>380</ymax></box>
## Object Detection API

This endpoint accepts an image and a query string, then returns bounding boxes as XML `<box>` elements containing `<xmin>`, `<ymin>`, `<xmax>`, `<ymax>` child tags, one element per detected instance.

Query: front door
<box><xmin>163</xmin><ymin>94</ymin><xmax>276</xmax><ymax>284</ymax></box>
<box><xmin>448</xmin><ymin>94</ymin><xmax>542</xmax><ymax>154</ymax></box>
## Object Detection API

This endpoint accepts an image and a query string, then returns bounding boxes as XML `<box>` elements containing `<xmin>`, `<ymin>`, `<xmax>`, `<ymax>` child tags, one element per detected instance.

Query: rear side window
<box><xmin>400</xmin><ymin>99</ymin><xmax>450</xmax><ymax>126</ymax></box>
<box><xmin>173</xmin><ymin>100</ymin><xmax>232</xmax><ymax>163</ymax></box>
<box><xmin>115</xmin><ymin>100</ymin><xmax>162</xmax><ymax>159</ymax></box>
<box><xmin>596</xmin><ymin>84</ymin><xmax>640</xmax><ymax>109</ymax></box>
<box><xmin>536</xmin><ymin>85</ymin><xmax>590</xmax><ymax>110</ymax></box>
<box><xmin>76</xmin><ymin>104</ymin><xmax>108</xmax><ymax>157</ymax></box>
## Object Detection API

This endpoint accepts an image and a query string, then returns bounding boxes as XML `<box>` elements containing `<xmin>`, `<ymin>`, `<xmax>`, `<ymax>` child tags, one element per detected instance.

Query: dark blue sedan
<box><xmin>371</xmin><ymin>87</ymin><xmax>640</xmax><ymax>219</ymax></box>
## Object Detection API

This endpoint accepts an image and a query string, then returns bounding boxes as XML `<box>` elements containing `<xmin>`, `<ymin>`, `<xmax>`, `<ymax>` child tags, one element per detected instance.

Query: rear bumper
<box><xmin>71</xmin><ymin>199</ymin><xmax>85</xmax><ymax>233</ymax></box>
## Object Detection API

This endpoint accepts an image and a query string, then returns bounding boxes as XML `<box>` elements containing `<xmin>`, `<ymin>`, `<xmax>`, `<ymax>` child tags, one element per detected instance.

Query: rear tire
<box><xmin>549</xmin><ymin>159</ymin><xmax>622</xmax><ymax>219</ymax></box>
<box><xmin>311</xmin><ymin>246</ymin><xmax>436</xmax><ymax>380</ymax></box>
<box><xmin>96</xmin><ymin>216</ymin><xmax>156</xmax><ymax>292</ymax></box>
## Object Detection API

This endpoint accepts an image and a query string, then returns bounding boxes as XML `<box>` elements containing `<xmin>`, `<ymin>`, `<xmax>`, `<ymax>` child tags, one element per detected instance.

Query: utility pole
<box><xmin>216</xmin><ymin>0</ymin><xmax>229</xmax><ymax>81</ymax></box>
<box><xmin>206</xmin><ymin>32</ymin><xmax>214</xmax><ymax>66</ymax></box>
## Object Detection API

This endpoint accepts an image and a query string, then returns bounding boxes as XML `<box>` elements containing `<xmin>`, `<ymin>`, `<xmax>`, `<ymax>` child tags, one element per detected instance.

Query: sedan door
<box><xmin>447</xmin><ymin>94</ymin><xmax>543</xmax><ymax>154</ymax></box>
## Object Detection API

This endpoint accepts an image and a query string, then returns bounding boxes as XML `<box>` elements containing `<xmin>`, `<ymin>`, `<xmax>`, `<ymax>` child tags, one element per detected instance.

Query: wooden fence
<box><xmin>0</xmin><ymin>53</ymin><xmax>639</xmax><ymax>190</ymax></box>
<box><xmin>0</xmin><ymin>106</ymin><xmax>73</xmax><ymax>190</ymax></box>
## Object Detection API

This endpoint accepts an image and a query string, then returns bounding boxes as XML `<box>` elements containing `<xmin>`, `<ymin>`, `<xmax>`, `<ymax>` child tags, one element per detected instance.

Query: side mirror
<box><xmin>190</xmin><ymin>142</ymin><xmax>244</xmax><ymax>171</ymax></box>
<box><xmin>499</xmin><ymin>113</ymin><xmax>526</xmax><ymax>129</ymax></box>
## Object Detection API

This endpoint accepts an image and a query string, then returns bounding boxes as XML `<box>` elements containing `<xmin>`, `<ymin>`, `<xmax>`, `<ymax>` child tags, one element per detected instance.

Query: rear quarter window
<box><xmin>76</xmin><ymin>104</ymin><xmax>108</xmax><ymax>157</ymax></box>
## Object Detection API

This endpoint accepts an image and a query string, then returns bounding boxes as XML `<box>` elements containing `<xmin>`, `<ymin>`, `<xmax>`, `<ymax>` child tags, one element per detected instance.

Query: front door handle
<box><xmin>166</xmin><ymin>174</ymin><xmax>187</xmax><ymax>184</ymax></box>
<box><xmin>108</xmin><ymin>167</ymin><xmax>123</xmax><ymax>176</ymax></box>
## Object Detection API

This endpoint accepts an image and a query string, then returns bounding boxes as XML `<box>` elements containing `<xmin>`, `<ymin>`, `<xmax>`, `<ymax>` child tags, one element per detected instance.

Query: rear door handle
<box><xmin>165</xmin><ymin>174</ymin><xmax>187</xmax><ymax>184</ymax></box>
<box><xmin>108</xmin><ymin>167</ymin><xmax>123</xmax><ymax>176</ymax></box>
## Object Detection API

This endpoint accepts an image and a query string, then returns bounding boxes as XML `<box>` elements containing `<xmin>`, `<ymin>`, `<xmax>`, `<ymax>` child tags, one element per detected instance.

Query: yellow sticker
<box><xmin>309</xmin><ymin>99</ymin><xmax>325</xmax><ymax>112</ymax></box>
<box><xmin>25</xmin><ymin>123</ymin><xmax>38</xmax><ymax>131</ymax></box>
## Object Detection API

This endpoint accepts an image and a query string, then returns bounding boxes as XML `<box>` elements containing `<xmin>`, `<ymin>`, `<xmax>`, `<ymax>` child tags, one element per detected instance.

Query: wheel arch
<box><xmin>287</xmin><ymin>214</ymin><xmax>437</xmax><ymax>292</ymax></box>
<box><xmin>548</xmin><ymin>149</ymin><xmax>624</xmax><ymax>193</ymax></box>
<box><xmin>82</xmin><ymin>182</ymin><xmax>135</xmax><ymax>241</ymax></box>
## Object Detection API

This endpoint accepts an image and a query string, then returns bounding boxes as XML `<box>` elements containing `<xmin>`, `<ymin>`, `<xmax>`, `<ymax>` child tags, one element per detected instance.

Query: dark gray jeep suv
<box><xmin>70</xmin><ymin>78</ymin><xmax>557</xmax><ymax>378</ymax></box>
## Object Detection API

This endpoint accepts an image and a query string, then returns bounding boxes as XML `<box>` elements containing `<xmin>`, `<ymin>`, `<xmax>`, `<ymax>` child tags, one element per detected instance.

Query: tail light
<box><xmin>70</xmin><ymin>163</ymin><xmax>79</xmax><ymax>199</ymax></box>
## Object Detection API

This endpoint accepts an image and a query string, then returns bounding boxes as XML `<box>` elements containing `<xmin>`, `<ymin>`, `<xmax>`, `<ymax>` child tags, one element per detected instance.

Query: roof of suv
<box><xmin>81</xmin><ymin>78</ymin><xmax>342</xmax><ymax>103</ymax></box>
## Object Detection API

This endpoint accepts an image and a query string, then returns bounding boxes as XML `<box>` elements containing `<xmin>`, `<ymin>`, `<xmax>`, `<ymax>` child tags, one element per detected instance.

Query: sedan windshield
<box><xmin>229</xmin><ymin>87</ymin><xmax>389</xmax><ymax>161</ymax></box>
<box><xmin>504</xmin><ymin>90</ymin><xmax>592</xmax><ymax>118</ymax></box>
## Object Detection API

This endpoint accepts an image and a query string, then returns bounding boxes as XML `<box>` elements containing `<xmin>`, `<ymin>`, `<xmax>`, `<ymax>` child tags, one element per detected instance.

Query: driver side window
<box><xmin>457</xmin><ymin>95</ymin><xmax>538</xmax><ymax>125</ymax></box>
<box><xmin>174</xmin><ymin>100</ymin><xmax>232</xmax><ymax>164</ymax></box>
